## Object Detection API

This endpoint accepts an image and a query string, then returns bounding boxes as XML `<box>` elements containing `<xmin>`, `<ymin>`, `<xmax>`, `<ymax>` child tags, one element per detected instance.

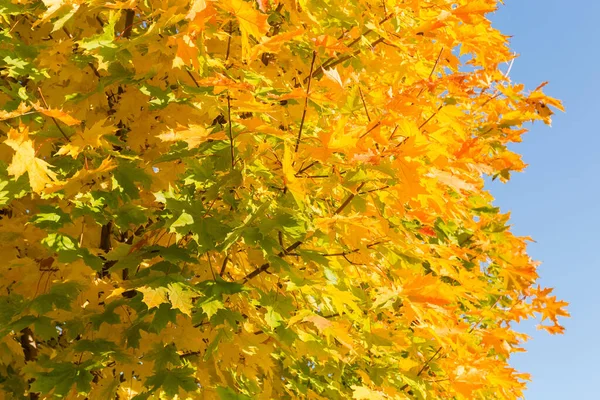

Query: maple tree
<box><xmin>0</xmin><ymin>0</ymin><xmax>568</xmax><ymax>399</ymax></box>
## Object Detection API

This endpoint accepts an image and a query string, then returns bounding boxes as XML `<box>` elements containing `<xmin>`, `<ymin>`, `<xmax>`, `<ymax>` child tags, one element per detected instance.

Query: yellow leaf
<box><xmin>323</xmin><ymin>68</ymin><xmax>344</xmax><ymax>88</ymax></box>
<box><xmin>351</xmin><ymin>385</ymin><xmax>386</xmax><ymax>400</ymax></box>
<box><xmin>167</xmin><ymin>283</ymin><xmax>195</xmax><ymax>316</ymax></box>
<box><xmin>186</xmin><ymin>0</ymin><xmax>207</xmax><ymax>20</ymax></box>
<box><xmin>138</xmin><ymin>286</ymin><xmax>169</xmax><ymax>309</ymax></box>
<box><xmin>158</xmin><ymin>124</ymin><xmax>227</xmax><ymax>149</ymax></box>
<box><xmin>4</xmin><ymin>125</ymin><xmax>58</xmax><ymax>193</ymax></box>
<box><xmin>250</xmin><ymin>28</ymin><xmax>304</xmax><ymax>61</ymax></box>
<box><xmin>56</xmin><ymin>119</ymin><xmax>115</xmax><ymax>158</ymax></box>
<box><xmin>220</xmin><ymin>0</ymin><xmax>269</xmax><ymax>61</ymax></box>
<box><xmin>44</xmin><ymin>157</ymin><xmax>116</xmax><ymax>196</ymax></box>
<box><xmin>32</xmin><ymin>102</ymin><xmax>80</xmax><ymax>126</ymax></box>
<box><xmin>0</xmin><ymin>102</ymin><xmax>32</xmax><ymax>121</ymax></box>
<box><xmin>427</xmin><ymin>169</ymin><xmax>477</xmax><ymax>192</ymax></box>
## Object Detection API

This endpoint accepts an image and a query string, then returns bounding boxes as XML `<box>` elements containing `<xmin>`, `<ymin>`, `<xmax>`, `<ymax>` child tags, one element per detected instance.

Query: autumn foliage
<box><xmin>0</xmin><ymin>0</ymin><xmax>568</xmax><ymax>399</ymax></box>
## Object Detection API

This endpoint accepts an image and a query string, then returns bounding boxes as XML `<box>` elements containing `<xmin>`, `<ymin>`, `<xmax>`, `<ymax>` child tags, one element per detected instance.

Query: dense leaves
<box><xmin>0</xmin><ymin>0</ymin><xmax>567</xmax><ymax>399</ymax></box>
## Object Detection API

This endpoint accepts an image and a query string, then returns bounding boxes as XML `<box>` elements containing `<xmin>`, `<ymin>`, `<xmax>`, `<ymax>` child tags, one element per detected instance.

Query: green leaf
<box><xmin>30</xmin><ymin>205</ymin><xmax>72</xmax><ymax>230</ymax></box>
<box><xmin>147</xmin><ymin>343</ymin><xmax>182</xmax><ymax>371</ymax></box>
<box><xmin>217</xmin><ymin>200</ymin><xmax>271</xmax><ymax>252</ymax></box>
<box><xmin>204</xmin><ymin>330</ymin><xmax>225</xmax><ymax>361</ymax></box>
<box><xmin>30</xmin><ymin>362</ymin><xmax>93</xmax><ymax>397</ymax></box>
<box><xmin>265</xmin><ymin>306</ymin><xmax>282</xmax><ymax>329</ymax></box>
<box><xmin>42</xmin><ymin>232</ymin><xmax>77</xmax><ymax>252</ymax></box>
<box><xmin>31</xmin><ymin>281</ymin><xmax>81</xmax><ymax>314</ymax></box>
<box><xmin>112</xmin><ymin>162</ymin><xmax>152</xmax><ymax>200</ymax></box>
<box><xmin>170</xmin><ymin>211</ymin><xmax>194</xmax><ymax>231</ymax></box>
<box><xmin>79</xmin><ymin>11</ymin><xmax>119</xmax><ymax>51</ymax></box>
<box><xmin>150</xmin><ymin>303</ymin><xmax>178</xmax><ymax>333</ymax></box>
<box><xmin>216</xmin><ymin>386</ymin><xmax>252</xmax><ymax>400</ymax></box>
<box><xmin>145</xmin><ymin>366</ymin><xmax>198</xmax><ymax>397</ymax></box>
<box><xmin>33</xmin><ymin>316</ymin><xmax>59</xmax><ymax>341</ymax></box>
<box><xmin>200</xmin><ymin>299</ymin><xmax>224</xmax><ymax>319</ymax></box>
<box><xmin>73</xmin><ymin>339</ymin><xmax>128</xmax><ymax>362</ymax></box>
<box><xmin>115</xmin><ymin>204</ymin><xmax>148</xmax><ymax>227</ymax></box>
<box><xmin>124</xmin><ymin>320</ymin><xmax>150</xmax><ymax>348</ymax></box>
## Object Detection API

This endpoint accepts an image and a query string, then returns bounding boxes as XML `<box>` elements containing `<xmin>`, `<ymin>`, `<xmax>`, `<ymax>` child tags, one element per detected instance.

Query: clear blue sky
<box><xmin>488</xmin><ymin>1</ymin><xmax>600</xmax><ymax>398</ymax></box>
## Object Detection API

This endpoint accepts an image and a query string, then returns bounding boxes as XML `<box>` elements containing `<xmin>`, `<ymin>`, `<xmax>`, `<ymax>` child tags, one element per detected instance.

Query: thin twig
<box><xmin>321</xmin><ymin>240</ymin><xmax>384</xmax><ymax>257</ymax></box>
<box><xmin>334</xmin><ymin>182</ymin><xmax>365</xmax><ymax>215</ymax></box>
<box><xmin>400</xmin><ymin>298</ymin><xmax>502</xmax><ymax>392</ymax></box>
<box><xmin>294</xmin><ymin>51</ymin><xmax>317</xmax><ymax>153</ymax></box>
<box><xmin>416</xmin><ymin>47</ymin><xmax>444</xmax><ymax>98</ymax></box>
<box><xmin>295</xmin><ymin>161</ymin><xmax>318</xmax><ymax>176</ymax></box>
<box><xmin>419</xmin><ymin>105</ymin><xmax>443</xmax><ymax>129</ymax></box>
<box><xmin>225</xmin><ymin>20</ymin><xmax>232</xmax><ymax>61</ymax></box>
<box><xmin>480</xmin><ymin>92</ymin><xmax>501</xmax><ymax>109</ymax></box>
<box><xmin>312</xmin><ymin>13</ymin><xmax>394</xmax><ymax>82</ymax></box>
<box><xmin>122</xmin><ymin>10</ymin><xmax>135</xmax><ymax>39</ymax></box>
<box><xmin>468</xmin><ymin>297</ymin><xmax>502</xmax><ymax>334</ymax></box>
<box><xmin>88</xmin><ymin>63</ymin><xmax>101</xmax><ymax>78</ymax></box>
<box><xmin>311</xmin><ymin>35</ymin><xmax>387</xmax><ymax>82</ymax></box>
<box><xmin>219</xmin><ymin>256</ymin><xmax>229</xmax><ymax>277</ymax></box>
<box><xmin>36</xmin><ymin>88</ymin><xmax>70</xmax><ymax>142</ymax></box>
<box><xmin>359</xmin><ymin>185</ymin><xmax>389</xmax><ymax>194</ymax></box>
<box><xmin>227</xmin><ymin>94</ymin><xmax>234</xmax><ymax>168</ymax></box>
<box><xmin>242</xmin><ymin>241</ymin><xmax>302</xmax><ymax>282</ymax></box>
<box><xmin>388</xmin><ymin>124</ymin><xmax>398</xmax><ymax>140</ymax></box>
<box><xmin>186</xmin><ymin>70</ymin><xmax>200</xmax><ymax>87</ymax></box>
<box><xmin>400</xmin><ymin>346</ymin><xmax>443</xmax><ymax>391</ymax></box>
<box><xmin>358</xmin><ymin>86</ymin><xmax>371</xmax><ymax>121</ymax></box>
<box><xmin>359</xmin><ymin>121</ymin><xmax>381</xmax><ymax>139</ymax></box>
<box><xmin>428</xmin><ymin>47</ymin><xmax>444</xmax><ymax>79</ymax></box>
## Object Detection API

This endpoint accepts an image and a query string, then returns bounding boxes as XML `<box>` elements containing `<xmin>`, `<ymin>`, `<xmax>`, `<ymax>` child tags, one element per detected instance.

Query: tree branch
<box><xmin>400</xmin><ymin>346</ymin><xmax>443</xmax><ymax>391</ymax></box>
<box><xmin>219</xmin><ymin>256</ymin><xmax>229</xmax><ymax>277</ymax></box>
<box><xmin>294</xmin><ymin>51</ymin><xmax>317</xmax><ymax>153</ymax></box>
<box><xmin>225</xmin><ymin>20</ymin><xmax>233</xmax><ymax>61</ymax></box>
<box><xmin>358</xmin><ymin>86</ymin><xmax>371</xmax><ymax>121</ymax></box>
<box><xmin>242</xmin><ymin>241</ymin><xmax>302</xmax><ymax>282</ymax></box>
<box><xmin>334</xmin><ymin>182</ymin><xmax>365</xmax><ymax>214</ymax></box>
<box><xmin>310</xmin><ymin>13</ymin><xmax>394</xmax><ymax>82</ymax></box>
<box><xmin>227</xmin><ymin>94</ymin><xmax>234</xmax><ymax>168</ymax></box>
<box><xmin>122</xmin><ymin>9</ymin><xmax>135</xmax><ymax>39</ymax></box>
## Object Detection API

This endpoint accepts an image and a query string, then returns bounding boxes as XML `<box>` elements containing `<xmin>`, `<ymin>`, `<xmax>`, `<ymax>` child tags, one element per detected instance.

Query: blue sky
<box><xmin>488</xmin><ymin>1</ymin><xmax>600</xmax><ymax>398</ymax></box>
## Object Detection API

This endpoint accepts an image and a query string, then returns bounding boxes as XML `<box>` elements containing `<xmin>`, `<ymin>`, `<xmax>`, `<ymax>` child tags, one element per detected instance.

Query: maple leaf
<box><xmin>167</xmin><ymin>283</ymin><xmax>196</xmax><ymax>316</ymax></box>
<box><xmin>138</xmin><ymin>286</ymin><xmax>170</xmax><ymax>309</ymax></box>
<box><xmin>4</xmin><ymin>125</ymin><xmax>58</xmax><ymax>193</ymax></box>
<box><xmin>44</xmin><ymin>157</ymin><xmax>116</xmax><ymax>196</ymax></box>
<box><xmin>32</xmin><ymin>102</ymin><xmax>81</xmax><ymax>126</ymax></box>
<box><xmin>186</xmin><ymin>0</ymin><xmax>207</xmax><ymax>20</ymax></box>
<box><xmin>158</xmin><ymin>124</ymin><xmax>226</xmax><ymax>149</ymax></box>
<box><xmin>351</xmin><ymin>385</ymin><xmax>386</xmax><ymax>400</ymax></box>
<box><xmin>0</xmin><ymin>102</ymin><xmax>32</xmax><ymax>121</ymax></box>
<box><xmin>56</xmin><ymin>119</ymin><xmax>115</xmax><ymax>158</ymax></box>
<box><xmin>250</xmin><ymin>29</ymin><xmax>305</xmax><ymax>61</ymax></box>
<box><xmin>0</xmin><ymin>1</ymin><xmax>568</xmax><ymax>399</ymax></box>
<box><xmin>219</xmin><ymin>0</ymin><xmax>269</xmax><ymax>61</ymax></box>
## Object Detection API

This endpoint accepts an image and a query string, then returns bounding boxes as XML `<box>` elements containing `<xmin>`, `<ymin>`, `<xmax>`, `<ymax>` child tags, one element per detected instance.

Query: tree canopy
<box><xmin>0</xmin><ymin>0</ymin><xmax>568</xmax><ymax>399</ymax></box>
